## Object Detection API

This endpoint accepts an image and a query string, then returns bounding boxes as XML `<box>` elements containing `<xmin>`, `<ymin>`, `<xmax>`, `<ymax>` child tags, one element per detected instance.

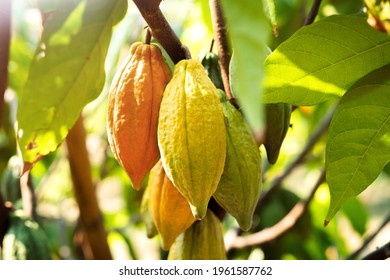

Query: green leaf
<box><xmin>325</xmin><ymin>64</ymin><xmax>390</xmax><ymax>224</ymax></box>
<box><xmin>221</xmin><ymin>0</ymin><xmax>270</xmax><ymax>133</ymax></box>
<box><xmin>340</xmin><ymin>197</ymin><xmax>368</xmax><ymax>236</ymax></box>
<box><xmin>264</xmin><ymin>15</ymin><xmax>390</xmax><ymax>106</ymax></box>
<box><xmin>262</xmin><ymin>0</ymin><xmax>278</xmax><ymax>36</ymax></box>
<box><xmin>17</xmin><ymin>0</ymin><xmax>127</xmax><ymax>165</ymax></box>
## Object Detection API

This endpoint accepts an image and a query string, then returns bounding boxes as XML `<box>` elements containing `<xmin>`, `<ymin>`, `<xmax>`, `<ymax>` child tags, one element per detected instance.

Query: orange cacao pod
<box><xmin>148</xmin><ymin>161</ymin><xmax>196</xmax><ymax>250</ymax></box>
<box><xmin>107</xmin><ymin>42</ymin><xmax>172</xmax><ymax>190</ymax></box>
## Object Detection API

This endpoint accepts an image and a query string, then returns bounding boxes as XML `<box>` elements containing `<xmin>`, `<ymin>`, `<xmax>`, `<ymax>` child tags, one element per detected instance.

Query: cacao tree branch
<box><xmin>362</xmin><ymin>241</ymin><xmax>390</xmax><ymax>260</ymax></box>
<box><xmin>226</xmin><ymin>169</ymin><xmax>325</xmax><ymax>251</ymax></box>
<box><xmin>304</xmin><ymin>0</ymin><xmax>323</xmax><ymax>25</ymax></box>
<box><xmin>133</xmin><ymin>0</ymin><xmax>190</xmax><ymax>63</ymax></box>
<box><xmin>210</xmin><ymin>0</ymin><xmax>232</xmax><ymax>100</ymax></box>
<box><xmin>20</xmin><ymin>171</ymin><xmax>37</xmax><ymax>220</ymax></box>
<box><xmin>257</xmin><ymin>105</ymin><xmax>335</xmax><ymax>212</ymax></box>
<box><xmin>347</xmin><ymin>212</ymin><xmax>390</xmax><ymax>259</ymax></box>
<box><xmin>66</xmin><ymin>116</ymin><xmax>112</xmax><ymax>260</ymax></box>
<box><xmin>0</xmin><ymin>0</ymin><xmax>11</xmax><ymax>126</ymax></box>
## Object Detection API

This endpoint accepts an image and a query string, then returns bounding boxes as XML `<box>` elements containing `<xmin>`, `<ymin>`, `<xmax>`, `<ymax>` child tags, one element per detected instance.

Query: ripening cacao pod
<box><xmin>264</xmin><ymin>103</ymin><xmax>292</xmax><ymax>164</ymax></box>
<box><xmin>157</xmin><ymin>59</ymin><xmax>226</xmax><ymax>220</ymax></box>
<box><xmin>168</xmin><ymin>209</ymin><xmax>226</xmax><ymax>260</ymax></box>
<box><xmin>213</xmin><ymin>90</ymin><xmax>262</xmax><ymax>231</ymax></box>
<box><xmin>148</xmin><ymin>160</ymin><xmax>196</xmax><ymax>250</ymax></box>
<box><xmin>107</xmin><ymin>42</ymin><xmax>172</xmax><ymax>190</ymax></box>
<box><xmin>200</xmin><ymin>52</ymin><xmax>224</xmax><ymax>90</ymax></box>
<box><xmin>2</xmin><ymin>211</ymin><xmax>52</xmax><ymax>260</ymax></box>
<box><xmin>140</xmin><ymin>183</ymin><xmax>158</xmax><ymax>239</ymax></box>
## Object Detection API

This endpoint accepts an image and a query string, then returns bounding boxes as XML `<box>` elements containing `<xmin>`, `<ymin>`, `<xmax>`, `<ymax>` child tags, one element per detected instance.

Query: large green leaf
<box><xmin>325</xmin><ymin>64</ymin><xmax>390</xmax><ymax>224</ymax></box>
<box><xmin>264</xmin><ymin>15</ymin><xmax>390</xmax><ymax>105</ymax></box>
<box><xmin>221</xmin><ymin>0</ymin><xmax>270</xmax><ymax>133</ymax></box>
<box><xmin>17</xmin><ymin>0</ymin><xmax>127</xmax><ymax>166</ymax></box>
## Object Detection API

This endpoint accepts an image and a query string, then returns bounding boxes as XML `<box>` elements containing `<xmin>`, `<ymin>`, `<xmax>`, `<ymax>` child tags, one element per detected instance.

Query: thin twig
<box><xmin>144</xmin><ymin>28</ymin><xmax>152</xmax><ymax>45</ymax></box>
<box><xmin>133</xmin><ymin>0</ymin><xmax>190</xmax><ymax>63</ymax></box>
<box><xmin>256</xmin><ymin>105</ymin><xmax>336</xmax><ymax>212</ymax></box>
<box><xmin>362</xmin><ymin>241</ymin><xmax>390</xmax><ymax>260</ymax></box>
<box><xmin>210</xmin><ymin>0</ymin><xmax>232</xmax><ymax>100</ymax></box>
<box><xmin>347</xmin><ymin>213</ymin><xmax>390</xmax><ymax>259</ymax></box>
<box><xmin>0</xmin><ymin>0</ymin><xmax>11</xmax><ymax>126</ymax></box>
<box><xmin>227</xmin><ymin>169</ymin><xmax>326</xmax><ymax>251</ymax></box>
<box><xmin>304</xmin><ymin>0</ymin><xmax>323</xmax><ymax>25</ymax></box>
<box><xmin>20</xmin><ymin>171</ymin><xmax>37</xmax><ymax>220</ymax></box>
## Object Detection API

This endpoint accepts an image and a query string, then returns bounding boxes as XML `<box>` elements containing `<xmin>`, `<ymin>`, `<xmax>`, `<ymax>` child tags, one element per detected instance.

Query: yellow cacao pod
<box><xmin>148</xmin><ymin>160</ymin><xmax>196</xmax><ymax>250</ymax></box>
<box><xmin>264</xmin><ymin>103</ymin><xmax>292</xmax><ymax>164</ymax></box>
<box><xmin>140</xmin><ymin>183</ymin><xmax>158</xmax><ymax>239</ymax></box>
<box><xmin>168</xmin><ymin>209</ymin><xmax>226</xmax><ymax>260</ymax></box>
<box><xmin>158</xmin><ymin>59</ymin><xmax>226</xmax><ymax>220</ymax></box>
<box><xmin>213</xmin><ymin>90</ymin><xmax>262</xmax><ymax>231</ymax></box>
<box><xmin>107</xmin><ymin>42</ymin><xmax>172</xmax><ymax>190</ymax></box>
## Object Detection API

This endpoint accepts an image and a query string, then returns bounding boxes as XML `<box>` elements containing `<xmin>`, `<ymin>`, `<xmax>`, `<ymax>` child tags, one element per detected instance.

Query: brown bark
<box><xmin>66</xmin><ymin>116</ymin><xmax>112</xmax><ymax>260</ymax></box>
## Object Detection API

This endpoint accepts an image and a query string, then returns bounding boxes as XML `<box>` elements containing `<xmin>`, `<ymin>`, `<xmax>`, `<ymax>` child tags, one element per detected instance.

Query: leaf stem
<box><xmin>304</xmin><ymin>0</ymin><xmax>323</xmax><ymax>25</ymax></box>
<box><xmin>210</xmin><ymin>0</ymin><xmax>232</xmax><ymax>100</ymax></box>
<box><xmin>133</xmin><ymin>0</ymin><xmax>191</xmax><ymax>63</ymax></box>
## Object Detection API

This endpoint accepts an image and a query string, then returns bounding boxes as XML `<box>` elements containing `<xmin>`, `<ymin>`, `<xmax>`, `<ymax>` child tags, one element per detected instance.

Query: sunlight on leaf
<box><xmin>325</xmin><ymin>64</ymin><xmax>390</xmax><ymax>224</ymax></box>
<box><xmin>264</xmin><ymin>15</ymin><xmax>390</xmax><ymax>106</ymax></box>
<box><xmin>222</xmin><ymin>0</ymin><xmax>270</xmax><ymax>133</ymax></box>
<box><xmin>17</xmin><ymin>0</ymin><xmax>128</xmax><ymax>167</ymax></box>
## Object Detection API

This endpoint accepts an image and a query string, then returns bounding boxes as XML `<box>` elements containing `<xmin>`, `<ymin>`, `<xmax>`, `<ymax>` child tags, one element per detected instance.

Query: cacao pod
<box><xmin>140</xmin><ymin>183</ymin><xmax>158</xmax><ymax>239</ymax></box>
<box><xmin>2</xmin><ymin>211</ymin><xmax>52</xmax><ymax>260</ymax></box>
<box><xmin>168</xmin><ymin>209</ymin><xmax>226</xmax><ymax>260</ymax></box>
<box><xmin>213</xmin><ymin>90</ymin><xmax>262</xmax><ymax>231</ymax></box>
<box><xmin>148</xmin><ymin>161</ymin><xmax>196</xmax><ymax>250</ymax></box>
<box><xmin>0</xmin><ymin>156</ymin><xmax>22</xmax><ymax>204</ymax></box>
<box><xmin>264</xmin><ymin>103</ymin><xmax>292</xmax><ymax>164</ymax></box>
<box><xmin>200</xmin><ymin>52</ymin><xmax>224</xmax><ymax>90</ymax></box>
<box><xmin>107</xmin><ymin>42</ymin><xmax>172</xmax><ymax>190</ymax></box>
<box><xmin>158</xmin><ymin>59</ymin><xmax>226</xmax><ymax>220</ymax></box>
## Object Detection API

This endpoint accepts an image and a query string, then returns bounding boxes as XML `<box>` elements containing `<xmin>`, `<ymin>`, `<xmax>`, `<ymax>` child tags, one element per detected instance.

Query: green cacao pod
<box><xmin>213</xmin><ymin>90</ymin><xmax>262</xmax><ymax>231</ymax></box>
<box><xmin>200</xmin><ymin>52</ymin><xmax>224</xmax><ymax>90</ymax></box>
<box><xmin>264</xmin><ymin>103</ymin><xmax>292</xmax><ymax>164</ymax></box>
<box><xmin>158</xmin><ymin>59</ymin><xmax>226</xmax><ymax>220</ymax></box>
<box><xmin>2</xmin><ymin>211</ymin><xmax>52</xmax><ymax>260</ymax></box>
<box><xmin>0</xmin><ymin>156</ymin><xmax>22</xmax><ymax>204</ymax></box>
<box><xmin>168</xmin><ymin>209</ymin><xmax>226</xmax><ymax>260</ymax></box>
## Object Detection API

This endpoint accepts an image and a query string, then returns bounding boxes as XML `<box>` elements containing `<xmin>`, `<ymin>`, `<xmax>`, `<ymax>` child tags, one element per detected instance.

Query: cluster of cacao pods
<box><xmin>107</xmin><ymin>40</ymin><xmax>289</xmax><ymax>259</ymax></box>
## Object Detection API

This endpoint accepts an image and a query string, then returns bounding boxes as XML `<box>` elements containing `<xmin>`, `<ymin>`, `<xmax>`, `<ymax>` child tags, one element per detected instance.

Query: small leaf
<box><xmin>221</xmin><ymin>0</ymin><xmax>270</xmax><ymax>133</ymax></box>
<box><xmin>17</xmin><ymin>0</ymin><xmax>127</xmax><ymax>166</ymax></box>
<box><xmin>325</xmin><ymin>64</ymin><xmax>390</xmax><ymax>223</ymax></box>
<box><xmin>264</xmin><ymin>15</ymin><xmax>390</xmax><ymax>106</ymax></box>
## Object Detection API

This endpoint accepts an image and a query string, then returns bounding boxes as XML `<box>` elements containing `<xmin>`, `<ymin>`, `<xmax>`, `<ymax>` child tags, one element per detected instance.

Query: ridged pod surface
<box><xmin>148</xmin><ymin>161</ymin><xmax>196</xmax><ymax>250</ymax></box>
<box><xmin>168</xmin><ymin>209</ymin><xmax>226</xmax><ymax>260</ymax></box>
<box><xmin>213</xmin><ymin>90</ymin><xmax>262</xmax><ymax>231</ymax></box>
<box><xmin>107</xmin><ymin>42</ymin><xmax>172</xmax><ymax>190</ymax></box>
<box><xmin>264</xmin><ymin>103</ymin><xmax>292</xmax><ymax>164</ymax></box>
<box><xmin>158</xmin><ymin>59</ymin><xmax>226</xmax><ymax>220</ymax></box>
<box><xmin>2</xmin><ymin>211</ymin><xmax>52</xmax><ymax>260</ymax></box>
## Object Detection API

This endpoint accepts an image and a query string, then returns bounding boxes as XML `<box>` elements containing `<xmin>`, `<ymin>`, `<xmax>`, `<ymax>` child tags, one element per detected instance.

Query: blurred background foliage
<box><xmin>1</xmin><ymin>0</ymin><xmax>389</xmax><ymax>260</ymax></box>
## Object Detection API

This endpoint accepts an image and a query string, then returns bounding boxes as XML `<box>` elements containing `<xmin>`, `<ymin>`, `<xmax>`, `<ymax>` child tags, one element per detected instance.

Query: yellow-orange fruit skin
<box><xmin>107</xmin><ymin>43</ymin><xmax>172</xmax><ymax>190</ymax></box>
<box><xmin>148</xmin><ymin>161</ymin><xmax>196</xmax><ymax>250</ymax></box>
